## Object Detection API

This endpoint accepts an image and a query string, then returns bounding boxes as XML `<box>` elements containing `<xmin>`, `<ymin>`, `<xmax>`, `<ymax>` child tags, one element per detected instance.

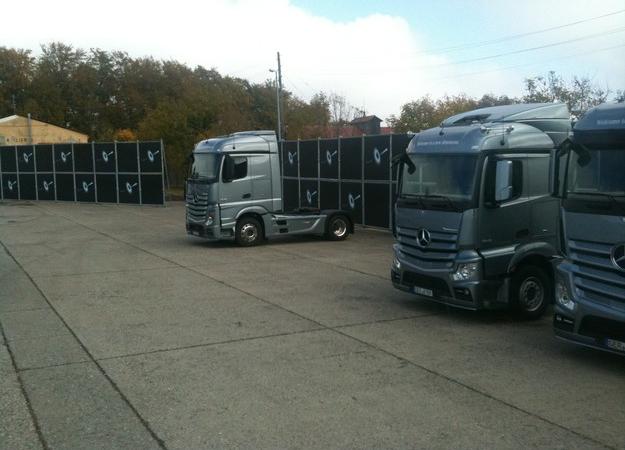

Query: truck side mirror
<box><xmin>222</xmin><ymin>154</ymin><xmax>235</xmax><ymax>182</ymax></box>
<box><xmin>494</xmin><ymin>160</ymin><xmax>514</xmax><ymax>202</ymax></box>
<box><xmin>485</xmin><ymin>159</ymin><xmax>521</xmax><ymax>207</ymax></box>
<box><xmin>392</xmin><ymin>153</ymin><xmax>416</xmax><ymax>174</ymax></box>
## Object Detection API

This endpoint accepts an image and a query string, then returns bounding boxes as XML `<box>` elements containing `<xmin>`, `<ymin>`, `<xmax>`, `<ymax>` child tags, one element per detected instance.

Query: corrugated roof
<box><xmin>0</xmin><ymin>115</ymin><xmax>20</xmax><ymax>124</ymax></box>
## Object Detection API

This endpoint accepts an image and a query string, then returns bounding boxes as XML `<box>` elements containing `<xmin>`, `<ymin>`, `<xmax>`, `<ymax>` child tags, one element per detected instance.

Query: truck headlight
<box><xmin>392</xmin><ymin>256</ymin><xmax>401</xmax><ymax>271</ymax></box>
<box><xmin>555</xmin><ymin>280</ymin><xmax>576</xmax><ymax>312</ymax></box>
<box><xmin>452</xmin><ymin>262</ymin><xmax>479</xmax><ymax>281</ymax></box>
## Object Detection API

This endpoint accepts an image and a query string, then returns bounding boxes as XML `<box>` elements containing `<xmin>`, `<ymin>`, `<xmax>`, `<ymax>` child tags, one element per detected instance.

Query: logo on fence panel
<box><xmin>348</xmin><ymin>193</ymin><xmax>361</xmax><ymax>209</ymax></box>
<box><xmin>306</xmin><ymin>189</ymin><xmax>317</xmax><ymax>205</ymax></box>
<box><xmin>82</xmin><ymin>181</ymin><xmax>94</xmax><ymax>193</ymax></box>
<box><xmin>373</xmin><ymin>147</ymin><xmax>389</xmax><ymax>165</ymax></box>
<box><xmin>7</xmin><ymin>180</ymin><xmax>17</xmax><ymax>191</ymax></box>
<box><xmin>60</xmin><ymin>151</ymin><xmax>72</xmax><ymax>163</ymax></box>
<box><xmin>288</xmin><ymin>151</ymin><xmax>297</xmax><ymax>165</ymax></box>
<box><xmin>23</xmin><ymin>152</ymin><xmax>33</xmax><ymax>164</ymax></box>
<box><xmin>326</xmin><ymin>150</ymin><xmax>337</xmax><ymax>166</ymax></box>
<box><xmin>102</xmin><ymin>150</ymin><xmax>114</xmax><ymax>163</ymax></box>
<box><xmin>147</xmin><ymin>150</ymin><xmax>160</xmax><ymax>163</ymax></box>
<box><xmin>43</xmin><ymin>180</ymin><xmax>54</xmax><ymax>192</ymax></box>
<box><xmin>125</xmin><ymin>182</ymin><xmax>138</xmax><ymax>194</ymax></box>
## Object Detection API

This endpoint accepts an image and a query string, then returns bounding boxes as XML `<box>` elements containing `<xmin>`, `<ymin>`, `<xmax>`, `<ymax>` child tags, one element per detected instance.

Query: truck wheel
<box><xmin>236</xmin><ymin>217</ymin><xmax>262</xmax><ymax>246</ymax></box>
<box><xmin>511</xmin><ymin>265</ymin><xmax>551</xmax><ymax>320</ymax></box>
<box><xmin>326</xmin><ymin>215</ymin><xmax>349</xmax><ymax>241</ymax></box>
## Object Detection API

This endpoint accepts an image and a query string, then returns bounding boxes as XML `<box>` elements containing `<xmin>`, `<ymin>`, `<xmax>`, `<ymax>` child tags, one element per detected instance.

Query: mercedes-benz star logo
<box><xmin>611</xmin><ymin>243</ymin><xmax>625</xmax><ymax>271</ymax></box>
<box><xmin>416</xmin><ymin>228</ymin><xmax>431</xmax><ymax>247</ymax></box>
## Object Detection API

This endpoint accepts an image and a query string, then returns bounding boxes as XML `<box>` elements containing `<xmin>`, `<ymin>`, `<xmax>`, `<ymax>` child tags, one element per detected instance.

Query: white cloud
<box><xmin>1</xmin><ymin>0</ymin><xmax>624</xmax><ymax>122</ymax></box>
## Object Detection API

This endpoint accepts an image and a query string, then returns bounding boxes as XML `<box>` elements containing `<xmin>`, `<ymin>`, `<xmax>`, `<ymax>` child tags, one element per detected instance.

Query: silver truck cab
<box><xmin>391</xmin><ymin>103</ymin><xmax>571</xmax><ymax>319</ymax></box>
<box><xmin>553</xmin><ymin>102</ymin><xmax>625</xmax><ymax>355</ymax></box>
<box><xmin>185</xmin><ymin>131</ymin><xmax>353</xmax><ymax>245</ymax></box>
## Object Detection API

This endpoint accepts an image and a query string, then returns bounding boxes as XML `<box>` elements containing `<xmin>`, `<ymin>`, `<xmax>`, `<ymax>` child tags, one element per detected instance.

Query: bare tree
<box><xmin>328</xmin><ymin>93</ymin><xmax>358</xmax><ymax>136</ymax></box>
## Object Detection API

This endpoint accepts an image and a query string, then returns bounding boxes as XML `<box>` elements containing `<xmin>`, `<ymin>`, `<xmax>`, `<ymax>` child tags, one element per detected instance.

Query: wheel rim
<box><xmin>240</xmin><ymin>223</ymin><xmax>258</xmax><ymax>243</ymax></box>
<box><xmin>332</xmin><ymin>218</ymin><xmax>347</xmax><ymax>238</ymax></box>
<box><xmin>519</xmin><ymin>276</ymin><xmax>544</xmax><ymax>312</ymax></box>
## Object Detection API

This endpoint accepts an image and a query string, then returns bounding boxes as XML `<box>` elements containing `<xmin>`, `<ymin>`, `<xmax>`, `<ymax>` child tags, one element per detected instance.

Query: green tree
<box><xmin>0</xmin><ymin>47</ymin><xmax>34</xmax><ymax>116</ymax></box>
<box><xmin>523</xmin><ymin>71</ymin><xmax>610</xmax><ymax>115</ymax></box>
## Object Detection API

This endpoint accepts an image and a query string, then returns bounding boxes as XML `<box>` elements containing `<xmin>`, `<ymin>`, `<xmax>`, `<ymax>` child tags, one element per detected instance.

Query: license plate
<box><xmin>605</xmin><ymin>338</ymin><xmax>625</xmax><ymax>352</ymax></box>
<box><xmin>413</xmin><ymin>286</ymin><xmax>433</xmax><ymax>297</ymax></box>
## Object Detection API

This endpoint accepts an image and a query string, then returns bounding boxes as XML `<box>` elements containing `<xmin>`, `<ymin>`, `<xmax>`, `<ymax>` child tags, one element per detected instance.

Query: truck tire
<box><xmin>326</xmin><ymin>215</ymin><xmax>349</xmax><ymax>241</ymax></box>
<box><xmin>235</xmin><ymin>217</ymin><xmax>263</xmax><ymax>246</ymax></box>
<box><xmin>511</xmin><ymin>265</ymin><xmax>551</xmax><ymax>320</ymax></box>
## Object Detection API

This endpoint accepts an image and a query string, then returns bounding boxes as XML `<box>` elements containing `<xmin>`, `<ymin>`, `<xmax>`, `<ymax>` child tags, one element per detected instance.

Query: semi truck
<box><xmin>552</xmin><ymin>102</ymin><xmax>625</xmax><ymax>355</ymax></box>
<box><xmin>185</xmin><ymin>130</ymin><xmax>353</xmax><ymax>246</ymax></box>
<box><xmin>391</xmin><ymin>103</ymin><xmax>571</xmax><ymax>319</ymax></box>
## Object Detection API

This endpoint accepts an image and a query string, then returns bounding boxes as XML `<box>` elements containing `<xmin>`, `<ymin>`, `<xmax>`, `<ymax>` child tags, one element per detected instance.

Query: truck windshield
<box><xmin>399</xmin><ymin>154</ymin><xmax>479</xmax><ymax>210</ymax></box>
<box><xmin>566</xmin><ymin>149</ymin><xmax>625</xmax><ymax>197</ymax></box>
<box><xmin>189</xmin><ymin>153</ymin><xmax>221</xmax><ymax>182</ymax></box>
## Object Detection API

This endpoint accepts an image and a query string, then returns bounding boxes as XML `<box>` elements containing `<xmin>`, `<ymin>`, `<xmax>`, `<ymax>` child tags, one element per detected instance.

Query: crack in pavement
<box><xmin>0</xmin><ymin>240</ymin><xmax>169</xmax><ymax>450</ymax></box>
<box><xmin>17</xmin><ymin>203</ymin><xmax>616</xmax><ymax>450</ymax></box>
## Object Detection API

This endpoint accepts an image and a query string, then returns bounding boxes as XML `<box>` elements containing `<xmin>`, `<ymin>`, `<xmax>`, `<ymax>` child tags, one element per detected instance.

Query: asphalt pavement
<box><xmin>1</xmin><ymin>201</ymin><xmax>624</xmax><ymax>449</ymax></box>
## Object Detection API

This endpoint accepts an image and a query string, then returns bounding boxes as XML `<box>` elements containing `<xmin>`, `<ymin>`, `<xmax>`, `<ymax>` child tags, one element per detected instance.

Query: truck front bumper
<box><xmin>391</xmin><ymin>250</ymin><xmax>505</xmax><ymax>311</ymax></box>
<box><xmin>554</xmin><ymin>262</ymin><xmax>625</xmax><ymax>356</ymax></box>
<box><xmin>186</xmin><ymin>222</ymin><xmax>219</xmax><ymax>240</ymax></box>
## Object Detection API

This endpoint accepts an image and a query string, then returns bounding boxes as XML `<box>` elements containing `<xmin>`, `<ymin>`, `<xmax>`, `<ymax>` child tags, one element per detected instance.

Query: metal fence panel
<box><xmin>0</xmin><ymin>141</ymin><xmax>165</xmax><ymax>205</ymax></box>
<box><xmin>280</xmin><ymin>133</ymin><xmax>412</xmax><ymax>229</ymax></box>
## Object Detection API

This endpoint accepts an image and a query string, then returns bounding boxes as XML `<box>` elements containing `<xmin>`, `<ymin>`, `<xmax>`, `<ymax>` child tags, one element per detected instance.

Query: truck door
<box><xmin>527</xmin><ymin>153</ymin><xmax>558</xmax><ymax>245</ymax></box>
<box><xmin>219</xmin><ymin>155</ymin><xmax>252</xmax><ymax>229</ymax></box>
<box><xmin>479</xmin><ymin>155</ymin><xmax>530</xmax><ymax>278</ymax></box>
<box><xmin>250</xmin><ymin>154</ymin><xmax>273</xmax><ymax>212</ymax></box>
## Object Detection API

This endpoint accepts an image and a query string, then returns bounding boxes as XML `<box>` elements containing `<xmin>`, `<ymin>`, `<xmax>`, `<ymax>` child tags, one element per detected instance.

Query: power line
<box><xmin>312</xmin><ymin>26</ymin><xmax>625</xmax><ymax>76</ymax></box>
<box><xmin>425</xmin><ymin>26</ymin><xmax>625</xmax><ymax>68</ymax></box>
<box><xmin>418</xmin><ymin>8</ymin><xmax>625</xmax><ymax>55</ymax></box>
<box><xmin>428</xmin><ymin>42</ymin><xmax>625</xmax><ymax>82</ymax></box>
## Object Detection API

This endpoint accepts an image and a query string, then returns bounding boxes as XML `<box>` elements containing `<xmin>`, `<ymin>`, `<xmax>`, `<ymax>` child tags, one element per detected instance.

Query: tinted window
<box><xmin>233</xmin><ymin>157</ymin><xmax>248</xmax><ymax>180</ymax></box>
<box><xmin>568</xmin><ymin>149</ymin><xmax>625</xmax><ymax>195</ymax></box>
<box><xmin>401</xmin><ymin>154</ymin><xmax>478</xmax><ymax>200</ymax></box>
<box><xmin>528</xmin><ymin>155</ymin><xmax>550</xmax><ymax>196</ymax></box>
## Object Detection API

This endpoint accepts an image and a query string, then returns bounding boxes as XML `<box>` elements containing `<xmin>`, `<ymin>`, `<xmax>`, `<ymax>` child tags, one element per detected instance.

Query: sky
<box><xmin>1</xmin><ymin>0</ymin><xmax>624</xmax><ymax>123</ymax></box>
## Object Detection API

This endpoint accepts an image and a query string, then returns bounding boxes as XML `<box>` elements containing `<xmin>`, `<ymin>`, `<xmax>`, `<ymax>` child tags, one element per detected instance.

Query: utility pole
<box><xmin>277</xmin><ymin>52</ymin><xmax>284</xmax><ymax>141</ymax></box>
<box><xmin>27</xmin><ymin>113</ymin><xmax>33</xmax><ymax>144</ymax></box>
<box><xmin>270</xmin><ymin>52</ymin><xmax>284</xmax><ymax>141</ymax></box>
<box><xmin>12</xmin><ymin>94</ymin><xmax>17</xmax><ymax>114</ymax></box>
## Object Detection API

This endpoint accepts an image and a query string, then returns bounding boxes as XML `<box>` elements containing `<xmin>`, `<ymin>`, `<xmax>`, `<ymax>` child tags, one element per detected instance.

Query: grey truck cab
<box><xmin>553</xmin><ymin>102</ymin><xmax>625</xmax><ymax>355</ymax></box>
<box><xmin>391</xmin><ymin>103</ymin><xmax>571</xmax><ymax>318</ymax></box>
<box><xmin>185</xmin><ymin>130</ymin><xmax>353</xmax><ymax>246</ymax></box>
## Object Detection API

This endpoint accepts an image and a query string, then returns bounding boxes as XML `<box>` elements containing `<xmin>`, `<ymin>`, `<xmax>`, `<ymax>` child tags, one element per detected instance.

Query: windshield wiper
<box><xmin>398</xmin><ymin>193</ymin><xmax>426</xmax><ymax>208</ymax></box>
<box><xmin>420</xmin><ymin>194</ymin><xmax>461</xmax><ymax>212</ymax></box>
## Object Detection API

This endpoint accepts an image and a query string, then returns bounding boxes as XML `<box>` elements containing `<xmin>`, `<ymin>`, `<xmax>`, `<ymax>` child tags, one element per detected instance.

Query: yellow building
<box><xmin>0</xmin><ymin>115</ymin><xmax>88</xmax><ymax>146</ymax></box>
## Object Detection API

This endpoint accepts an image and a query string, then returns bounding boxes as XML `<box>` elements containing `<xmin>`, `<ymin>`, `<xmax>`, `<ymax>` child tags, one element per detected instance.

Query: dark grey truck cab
<box><xmin>553</xmin><ymin>102</ymin><xmax>625</xmax><ymax>355</ymax></box>
<box><xmin>391</xmin><ymin>103</ymin><xmax>571</xmax><ymax>318</ymax></box>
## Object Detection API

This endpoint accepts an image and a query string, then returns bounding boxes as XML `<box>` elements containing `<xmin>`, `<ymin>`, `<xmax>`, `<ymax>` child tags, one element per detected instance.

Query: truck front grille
<box><xmin>568</xmin><ymin>238</ymin><xmax>625</xmax><ymax>309</ymax></box>
<box><xmin>186</xmin><ymin>192</ymin><xmax>209</xmax><ymax>223</ymax></box>
<box><xmin>397</xmin><ymin>226</ymin><xmax>458</xmax><ymax>270</ymax></box>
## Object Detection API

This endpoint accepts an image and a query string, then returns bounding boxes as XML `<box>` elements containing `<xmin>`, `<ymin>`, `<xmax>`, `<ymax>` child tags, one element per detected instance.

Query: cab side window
<box><xmin>527</xmin><ymin>155</ymin><xmax>550</xmax><ymax>196</ymax></box>
<box><xmin>232</xmin><ymin>157</ymin><xmax>248</xmax><ymax>180</ymax></box>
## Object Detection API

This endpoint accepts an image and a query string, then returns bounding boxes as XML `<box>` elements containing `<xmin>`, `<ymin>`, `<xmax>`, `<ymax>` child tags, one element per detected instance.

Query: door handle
<box><xmin>242</xmin><ymin>193</ymin><xmax>251</xmax><ymax>199</ymax></box>
<box><xmin>515</xmin><ymin>228</ymin><xmax>529</xmax><ymax>238</ymax></box>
